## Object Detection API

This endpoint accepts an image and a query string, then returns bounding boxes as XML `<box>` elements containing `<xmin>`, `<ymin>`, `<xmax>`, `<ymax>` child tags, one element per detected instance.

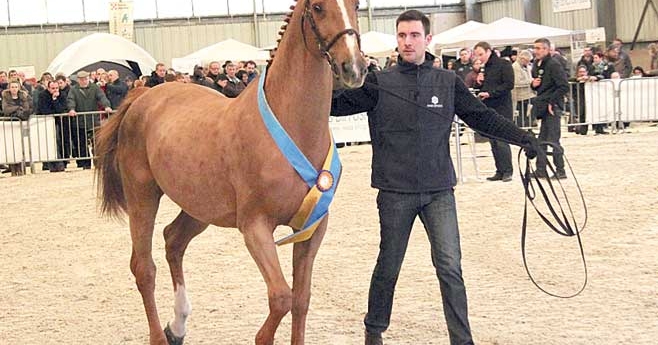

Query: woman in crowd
<box><xmin>1</xmin><ymin>80</ymin><xmax>33</xmax><ymax>176</ymax></box>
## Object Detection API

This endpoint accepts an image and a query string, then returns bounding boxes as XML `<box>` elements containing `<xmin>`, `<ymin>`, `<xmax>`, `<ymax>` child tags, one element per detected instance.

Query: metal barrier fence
<box><xmin>1</xmin><ymin>111</ymin><xmax>108</xmax><ymax>174</ymax></box>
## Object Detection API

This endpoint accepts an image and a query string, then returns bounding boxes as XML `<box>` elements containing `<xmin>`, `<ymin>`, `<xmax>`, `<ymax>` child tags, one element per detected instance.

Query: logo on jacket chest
<box><xmin>427</xmin><ymin>95</ymin><xmax>444</xmax><ymax>108</ymax></box>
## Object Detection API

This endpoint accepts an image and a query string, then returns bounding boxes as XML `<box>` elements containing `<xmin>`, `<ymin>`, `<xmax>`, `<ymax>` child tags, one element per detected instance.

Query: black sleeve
<box><xmin>454</xmin><ymin>78</ymin><xmax>531</xmax><ymax>146</ymax></box>
<box><xmin>548</xmin><ymin>62</ymin><xmax>569</xmax><ymax>105</ymax></box>
<box><xmin>330</xmin><ymin>72</ymin><xmax>379</xmax><ymax>116</ymax></box>
<box><xmin>485</xmin><ymin>61</ymin><xmax>514</xmax><ymax>99</ymax></box>
<box><xmin>36</xmin><ymin>92</ymin><xmax>51</xmax><ymax>115</ymax></box>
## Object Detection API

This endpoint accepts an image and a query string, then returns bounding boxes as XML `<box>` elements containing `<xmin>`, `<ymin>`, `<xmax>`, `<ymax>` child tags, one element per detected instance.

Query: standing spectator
<box><xmin>531</xmin><ymin>38</ymin><xmax>569</xmax><ymax>180</ymax></box>
<box><xmin>592</xmin><ymin>51</ymin><xmax>615</xmax><ymax>80</ymax></box>
<box><xmin>245</xmin><ymin>60</ymin><xmax>258</xmax><ymax>83</ymax></box>
<box><xmin>37</xmin><ymin>80</ymin><xmax>69</xmax><ymax>172</ymax></box>
<box><xmin>191</xmin><ymin>65</ymin><xmax>216</xmax><ymax>89</ymax></box>
<box><xmin>612</xmin><ymin>38</ymin><xmax>633</xmax><ymax>78</ymax></box>
<box><xmin>17</xmin><ymin>71</ymin><xmax>33</xmax><ymax>93</ymax></box>
<box><xmin>206</xmin><ymin>61</ymin><xmax>225</xmax><ymax>92</ymax></box>
<box><xmin>66</xmin><ymin>70</ymin><xmax>112</xmax><ymax>170</ymax></box>
<box><xmin>648</xmin><ymin>43</ymin><xmax>658</xmax><ymax>76</ymax></box>
<box><xmin>0</xmin><ymin>71</ymin><xmax>8</xmax><ymax>92</ymax></box>
<box><xmin>512</xmin><ymin>50</ymin><xmax>536</xmax><ymax>127</ymax></box>
<box><xmin>104</xmin><ymin>70</ymin><xmax>128</xmax><ymax>109</ymax></box>
<box><xmin>331</xmin><ymin>10</ymin><xmax>539</xmax><ymax>345</ymax></box>
<box><xmin>453</xmin><ymin>48</ymin><xmax>473</xmax><ymax>80</ymax></box>
<box><xmin>222</xmin><ymin>63</ymin><xmax>246</xmax><ymax>98</ymax></box>
<box><xmin>463</xmin><ymin>59</ymin><xmax>483</xmax><ymax>89</ymax></box>
<box><xmin>474</xmin><ymin>41</ymin><xmax>515</xmax><ymax>182</ymax></box>
<box><xmin>569</xmin><ymin>65</ymin><xmax>597</xmax><ymax>135</ymax></box>
<box><xmin>55</xmin><ymin>75</ymin><xmax>71</xmax><ymax>99</ymax></box>
<box><xmin>1</xmin><ymin>80</ymin><xmax>33</xmax><ymax>176</ymax></box>
<box><xmin>236</xmin><ymin>70</ymin><xmax>249</xmax><ymax>86</ymax></box>
<box><xmin>145</xmin><ymin>63</ymin><xmax>166</xmax><ymax>87</ymax></box>
<box><xmin>432</xmin><ymin>57</ymin><xmax>442</xmax><ymax>69</ymax></box>
<box><xmin>446</xmin><ymin>59</ymin><xmax>455</xmax><ymax>70</ymax></box>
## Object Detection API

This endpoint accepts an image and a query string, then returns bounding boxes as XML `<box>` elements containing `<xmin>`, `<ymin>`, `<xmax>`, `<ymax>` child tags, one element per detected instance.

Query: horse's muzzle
<box><xmin>336</xmin><ymin>59</ymin><xmax>368</xmax><ymax>89</ymax></box>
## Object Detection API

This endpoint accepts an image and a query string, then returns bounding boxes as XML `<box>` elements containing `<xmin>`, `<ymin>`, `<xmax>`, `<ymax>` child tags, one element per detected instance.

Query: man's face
<box><xmin>577</xmin><ymin>67</ymin><xmax>588</xmax><ymax>77</ymax></box>
<box><xmin>396</xmin><ymin>20</ymin><xmax>431</xmax><ymax>65</ymax></box>
<box><xmin>459</xmin><ymin>50</ymin><xmax>470</xmax><ymax>63</ymax></box>
<box><xmin>246</xmin><ymin>63</ymin><xmax>256</xmax><ymax>73</ymax></box>
<box><xmin>108</xmin><ymin>72</ymin><xmax>118</xmax><ymax>82</ymax></box>
<box><xmin>583</xmin><ymin>47</ymin><xmax>592</xmax><ymax>57</ymax></box>
<box><xmin>78</xmin><ymin>76</ymin><xmax>90</xmax><ymax>87</ymax></box>
<box><xmin>0</xmin><ymin>73</ymin><xmax>7</xmax><ymax>83</ymax></box>
<box><xmin>156</xmin><ymin>66</ymin><xmax>166</xmax><ymax>78</ymax></box>
<box><xmin>226</xmin><ymin>65</ymin><xmax>236</xmax><ymax>77</ymax></box>
<box><xmin>8</xmin><ymin>71</ymin><xmax>17</xmax><ymax>80</ymax></box>
<box><xmin>593</xmin><ymin>54</ymin><xmax>602</xmax><ymax>64</ymax></box>
<box><xmin>48</xmin><ymin>82</ymin><xmax>59</xmax><ymax>95</ymax></box>
<box><xmin>57</xmin><ymin>79</ymin><xmax>67</xmax><ymax>89</ymax></box>
<box><xmin>473</xmin><ymin>47</ymin><xmax>491</xmax><ymax>65</ymax></box>
<box><xmin>209</xmin><ymin>63</ymin><xmax>221</xmax><ymax>75</ymax></box>
<box><xmin>607</xmin><ymin>49</ymin><xmax>618</xmax><ymax>61</ymax></box>
<box><xmin>533</xmin><ymin>42</ymin><xmax>549</xmax><ymax>60</ymax></box>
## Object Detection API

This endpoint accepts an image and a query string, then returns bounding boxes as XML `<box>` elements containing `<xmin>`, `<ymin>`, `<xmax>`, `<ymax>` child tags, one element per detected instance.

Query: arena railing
<box><xmin>0</xmin><ymin>111</ymin><xmax>111</xmax><ymax>174</ymax></box>
<box><xmin>566</xmin><ymin>79</ymin><xmax>617</xmax><ymax>133</ymax></box>
<box><xmin>617</xmin><ymin>77</ymin><xmax>658</xmax><ymax>125</ymax></box>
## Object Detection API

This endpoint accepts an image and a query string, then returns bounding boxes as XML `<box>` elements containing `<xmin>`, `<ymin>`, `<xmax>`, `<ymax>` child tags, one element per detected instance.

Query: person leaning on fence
<box><xmin>512</xmin><ymin>49</ymin><xmax>536</xmax><ymax>128</ymax></box>
<box><xmin>1</xmin><ymin>80</ymin><xmax>33</xmax><ymax>176</ymax></box>
<box><xmin>37</xmin><ymin>80</ymin><xmax>69</xmax><ymax>172</ymax></box>
<box><xmin>104</xmin><ymin>70</ymin><xmax>128</xmax><ymax>109</ymax></box>
<box><xmin>331</xmin><ymin>9</ymin><xmax>541</xmax><ymax>345</ymax></box>
<box><xmin>66</xmin><ymin>70</ymin><xmax>112</xmax><ymax>170</ymax></box>
<box><xmin>531</xmin><ymin>38</ymin><xmax>569</xmax><ymax>180</ymax></box>
<box><xmin>569</xmin><ymin>65</ymin><xmax>598</xmax><ymax>136</ymax></box>
<box><xmin>473</xmin><ymin>41</ymin><xmax>516</xmax><ymax>182</ymax></box>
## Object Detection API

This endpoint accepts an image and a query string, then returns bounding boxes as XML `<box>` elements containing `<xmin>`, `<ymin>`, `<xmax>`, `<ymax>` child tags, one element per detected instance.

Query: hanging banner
<box><xmin>109</xmin><ymin>1</ymin><xmax>134</xmax><ymax>41</ymax></box>
<box><xmin>552</xmin><ymin>0</ymin><xmax>592</xmax><ymax>13</ymax></box>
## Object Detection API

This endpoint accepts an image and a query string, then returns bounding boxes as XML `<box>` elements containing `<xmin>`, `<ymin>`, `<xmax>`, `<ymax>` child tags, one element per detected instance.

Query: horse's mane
<box><xmin>267</xmin><ymin>2</ymin><xmax>297</xmax><ymax>69</ymax></box>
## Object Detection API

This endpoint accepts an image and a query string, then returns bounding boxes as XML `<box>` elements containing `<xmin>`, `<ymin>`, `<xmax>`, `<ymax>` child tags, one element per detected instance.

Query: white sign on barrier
<box><xmin>329</xmin><ymin>113</ymin><xmax>370</xmax><ymax>144</ymax></box>
<box><xmin>0</xmin><ymin>117</ymin><xmax>57</xmax><ymax>164</ymax></box>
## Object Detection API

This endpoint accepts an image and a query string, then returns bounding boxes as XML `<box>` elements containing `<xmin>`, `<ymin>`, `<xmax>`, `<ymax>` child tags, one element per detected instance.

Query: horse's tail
<box><xmin>95</xmin><ymin>87</ymin><xmax>149</xmax><ymax>220</ymax></box>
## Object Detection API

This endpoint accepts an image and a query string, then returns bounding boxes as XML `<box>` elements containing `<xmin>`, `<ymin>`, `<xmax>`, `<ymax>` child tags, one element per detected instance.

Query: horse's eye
<box><xmin>313</xmin><ymin>4</ymin><xmax>323</xmax><ymax>12</ymax></box>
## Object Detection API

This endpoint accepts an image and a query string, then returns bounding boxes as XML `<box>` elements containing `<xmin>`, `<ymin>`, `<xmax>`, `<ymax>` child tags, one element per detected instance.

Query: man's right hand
<box><xmin>68</xmin><ymin>110</ymin><xmax>77</xmax><ymax>117</ymax></box>
<box><xmin>532</xmin><ymin>78</ymin><xmax>542</xmax><ymax>87</ymax></box>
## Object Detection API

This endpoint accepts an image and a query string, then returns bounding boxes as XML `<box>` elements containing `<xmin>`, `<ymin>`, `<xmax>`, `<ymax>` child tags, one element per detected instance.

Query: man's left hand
<box><xmin>548</xmin><ymin>103</ymin><xmax>554</xmax><ymax>115</ymax></box>
<box><xmin>104</xmin><ymin>107</ymin><xmax>113</xmax><ymax>113</ymax></box>
<box><xmin>478</xmin><ymin>92</ymin><xmax>490</xmax><ymax>100</ymax></box>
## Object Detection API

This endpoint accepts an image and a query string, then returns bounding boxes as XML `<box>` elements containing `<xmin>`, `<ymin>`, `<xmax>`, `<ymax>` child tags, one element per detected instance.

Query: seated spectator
<box><xmin>1</xmin><ymin>80</ymin><xmax>33</xmax><ymax>176</ymax></box>
<box><xmin>222</xmin><ymin>62</ymin><xmax>246</xmax><ymax>98</ymax></box>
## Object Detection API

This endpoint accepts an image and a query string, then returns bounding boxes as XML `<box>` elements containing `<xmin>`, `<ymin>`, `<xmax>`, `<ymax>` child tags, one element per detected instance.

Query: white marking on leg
<box><xmin>336</xmin><ymin>0</ymin><xmax>361</xmax><ymax>74</ymax></box>
<box><xmin>170</xmin><ymin>284</ymin><xmax>191</xmax><ymax>338</ymax></box>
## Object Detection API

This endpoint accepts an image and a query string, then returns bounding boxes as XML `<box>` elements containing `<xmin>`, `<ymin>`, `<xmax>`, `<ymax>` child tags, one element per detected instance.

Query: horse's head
<box><xmin>302</xmin><ymin>0</ymin><xmax>368</xmax><ymax>89</ymax></box>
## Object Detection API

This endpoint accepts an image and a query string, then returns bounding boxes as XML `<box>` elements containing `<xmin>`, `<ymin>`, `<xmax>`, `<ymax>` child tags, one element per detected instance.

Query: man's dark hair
<box><xmin>534</xmin><ymin>38</ymin><xmax>551</xmax><ymax>47</ymax></box>
<box><xmin>55</xmin><ymin>75</ymin><xmax>67</xmax><ymax>82</ymax></box>
<box><xmin>473</xmin><ymin>41</ymin><xmax>491</xmax><ymax>51</ymax></box>
<box><xmin>396</xmin><ymin>10</ymin><xmax>430</xmax><ymax>36</ymax></box>
<box><xmin>246</xmin><ymin>60</ymin><xmax>256</xmax><ymax>67</ymax></box>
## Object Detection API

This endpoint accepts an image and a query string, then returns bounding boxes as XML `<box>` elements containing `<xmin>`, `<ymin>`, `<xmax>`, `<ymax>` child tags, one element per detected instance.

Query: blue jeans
<box><xmin>365</xmin><ymin>189</ymin><xmax>474</xmax><ymax>345</ymax></box>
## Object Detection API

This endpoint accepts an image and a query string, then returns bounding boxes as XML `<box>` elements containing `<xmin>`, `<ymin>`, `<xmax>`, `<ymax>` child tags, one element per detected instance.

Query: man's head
<box><xmin>583</xmin><ymin>47</ymin><xmax>592</xmax><ymax>57</ymax></box>
<box><xmin>225</xmin><ymin>63</ymin><xmax>237</xmax><ymax>78</ymax></box>
<box><xmin>533</xmin><ymin>38</ymin><xmax>551</xmax><ymax>61</ymax></box>
<box><xmin>245</xmin><ymin>61</ymin><xmax>257</xmax><ymax>74</ymax></box>
<box><xmin>518</xmin><ymin>50</ymin><xmax>532</xmax><ymax>66</ymax></box>
<box><xmin>108</xmin><ymin>70</ymin><xmax>119</xmax><ymax>82</ymax></box>
<box><xmin>155</xmin><ymin>63</ymin><xmax>166</xmax><ymax>78</ymax></box>
<box><xmin>0</xmin><ymin>71</ymin><xmax>7</xmax><ymax>83</ymax></box>
<box><xmin>208</xmin><ymin>61</ymin><xmax>222</xmax><ymax>76</ymax></box>
<box><xmin>433</xmin><ymin>57</ymin><xmax>442</xmax><ymax>69</ymax></box>
<box><xmin>47</xmin><ymin>80</ymin><xmax>59</xmax><ymax>95</ymax></box>
<box><xmin>613</xmin><ymin>38</ymin><xmax>623</xmax><ymax>49</ymax></box>
<box><xmin>593</xmin><ymin>52</ymin><xmax>603</xmax><ymax>64</ymax></box>
<box><xmin>8</xmin><ymin>70</ymin><xmax>17</xmax><ymax>80</ymax></box>
<box><xmin>55</xmin><ymin>75</ymin><xmax>67</xmax><ymax>89</ymax></box>
<box><xmin>77</xmin><ymin>70</ymin><xmax>90</xmax><ymax>87</ymax></box>
<box><xmin>395</xmin><ymin>10</ymin><xmax>432</xmax><ymax>65</ymax></box>
<box><xmin>576</xmin><ymin>65</ymin><xmax>588</xmax><ymax>77</ymax></box>
<box><xmin>473</xmin><ymin>42</ymin><xmax>492</xmax><ymax>65</ymax></box>
<box><xmin>459</xmin><ymin>48</ymin><xmax>471</xmax><ymax>63</ymax></box>
<box><xmin>606</xmin><ymin>45</ymin><xmax>619</xmax><ymax>61</ymax></box>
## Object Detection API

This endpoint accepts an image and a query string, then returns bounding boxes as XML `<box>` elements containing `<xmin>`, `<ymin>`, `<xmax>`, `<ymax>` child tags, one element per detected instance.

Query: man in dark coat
<box><xmin>37</xmin><ymin>80</ymin><xmax>69</xmax><ymax>172</ymax></box>
<box><xmin>531</xmin><ymin>38</ymin><xmax>570</xmax><ymax>179</ymax></box>
<box><xmin>145</xmin><ymin>63</ymin><xmax>166</xmax><ymax>87</ymax></box>
<box><xmin>104</xmin><ymin>70</ymin><xmax>128</xmax><ymax>109</ymax></box>
<box><xmin>473</xmin><ymin>41</ymin><xmax>515</xmax><ymax>182</ymax></box>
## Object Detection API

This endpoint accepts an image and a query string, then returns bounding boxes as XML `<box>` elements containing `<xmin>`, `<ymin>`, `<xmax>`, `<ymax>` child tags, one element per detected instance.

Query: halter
<box><xmin>301</xmin><ymin>0</ymin><xmax>362</xmax><ymax>71</ymax></box>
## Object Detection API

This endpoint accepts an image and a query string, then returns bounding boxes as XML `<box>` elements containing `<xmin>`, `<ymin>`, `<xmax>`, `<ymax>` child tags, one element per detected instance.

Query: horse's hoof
<box><xmin>164</xmin><ymin>323</ymin><xmax>185</xmax><ymax>345</ymax></box>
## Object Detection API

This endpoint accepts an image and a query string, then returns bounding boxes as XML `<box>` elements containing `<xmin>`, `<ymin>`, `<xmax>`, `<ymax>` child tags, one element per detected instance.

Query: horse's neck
<box><xmin>264</xmin><ymin>16</ymin><xmax>333</xmax><ymax>164</ymax></box>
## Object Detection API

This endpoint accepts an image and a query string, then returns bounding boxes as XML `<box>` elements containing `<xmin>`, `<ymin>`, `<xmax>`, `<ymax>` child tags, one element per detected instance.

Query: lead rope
<box><xmin>357</xmin><ymin>80</ymin><xmax>589</xmax><ymax>297</ymax></box>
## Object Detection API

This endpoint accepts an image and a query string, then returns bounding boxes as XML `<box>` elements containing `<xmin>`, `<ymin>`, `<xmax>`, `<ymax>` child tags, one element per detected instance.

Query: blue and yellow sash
<box><xmin>257</xmin><ymin>69</ymin><xmax>342</xmax><ymax>246</ymax></box>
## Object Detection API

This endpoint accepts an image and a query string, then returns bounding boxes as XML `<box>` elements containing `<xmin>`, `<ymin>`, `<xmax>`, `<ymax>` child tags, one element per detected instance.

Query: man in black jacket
<box><xmin>531</xmin><ymin>38</ymin><xmax>569</xmax><ymax>179</ymax></box>
<box><xmin>473</xmin><ymin>41</ymin><xmax>515</xmax><ymax>182</ymax></box>
<box><xmin>331</xmin><ymin>10</ymin><xmax>540</xmax><ymax>345</ymax></box>
<box><xmin>145</xmin><ymin>63</ymin><xmax>166</xmax><ymax>87</ymax></box>
<box><xmin>37</xmin><ymin>80</ymin><xmax>69</xmax><ymax>172</ymax></box>
<box><xmin>104</xmin><ymin>70</ymin><xmax>128</xmax><ymax>109</ymax></box>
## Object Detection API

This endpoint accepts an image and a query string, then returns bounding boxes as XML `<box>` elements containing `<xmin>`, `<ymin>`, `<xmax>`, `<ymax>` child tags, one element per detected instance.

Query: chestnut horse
<box><xmin>94</xmin><ymin>0</ymin><xmax>367</xmax><ymax>344</ymax></box>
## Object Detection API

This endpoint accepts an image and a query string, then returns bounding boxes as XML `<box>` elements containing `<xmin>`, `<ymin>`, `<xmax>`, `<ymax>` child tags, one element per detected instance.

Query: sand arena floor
<box><xmin>1</xmin><ymin>124</ymin><xmax>657</xmax><ymax>345</ymax></box>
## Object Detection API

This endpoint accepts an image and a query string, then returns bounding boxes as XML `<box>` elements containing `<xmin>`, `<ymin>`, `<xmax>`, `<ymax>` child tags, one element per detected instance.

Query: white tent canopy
<box><xmin>47</xmin><ymin>33</ymin><xmax>157</xmax><ymax>77</ymax></box>
<box><xmin>438</xmin><ymin>17</ymin><xmax>573</xmax><ymax>49</ymax></box>
<box><xmin>181</xmin><ymin>38</ymin><xmax>271</xmax><ymax>65</ymax></box>
<box><xmin>360</xmin><ymin>31</ymin><xmax>397</xmax><ymax>58</ymax></box>
<box><xmin>431</xmin><ymin>20</ymin><xmax>486</xmax><ymax>47</ymax></box>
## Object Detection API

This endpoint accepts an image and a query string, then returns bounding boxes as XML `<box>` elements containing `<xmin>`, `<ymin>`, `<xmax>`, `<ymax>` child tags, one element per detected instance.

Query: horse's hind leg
<box><xmin>291</xmin><ymin>218</ymin><xmax>329</xmax><ymax>345</ymax></box>
<box><xmin>242</xmin><ymin>221</ymin><xmax>292</xmax><ymax>345</ymax></box>
<box><xmin>162</xmin><ymin>211</ymin><xmax>209</xmax><ymax>344</ymax></box>
<box><xmin>126</xmin><ymin>180</ymin><xmax>166</xmax><ymax>345</ymax></box>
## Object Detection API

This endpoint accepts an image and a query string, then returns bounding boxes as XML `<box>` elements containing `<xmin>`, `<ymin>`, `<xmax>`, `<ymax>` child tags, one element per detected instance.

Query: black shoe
<box><xmin>502</xmin><ymin>173</ymin><xmax>513</xmax><ymax>182</ymax></box>
<box><xmin>365</xmin><ymin>331</ymin><xmax>383</xmax><ymax>345</ymax></box>
<box><xmin>530</xmin><ymin>170</ymin><xmax>549</xmax><ymax>179</ymax></box>
<box><xmin>486</xmin><ymin>173</ymin><xmax>503</xmax><ymax>181</ymax></box>
<box><xmin>595</xmin><ymin>130</ymin><xmax>609</xmax><ymax>135</ymax></box>
<box><xmin>552</xmin><ymin>171</ymin><xmax>567</xmax><ymax>180</ymax></box>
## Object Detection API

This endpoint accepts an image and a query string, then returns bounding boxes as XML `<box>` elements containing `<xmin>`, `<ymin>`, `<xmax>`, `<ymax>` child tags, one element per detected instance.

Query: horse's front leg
<box><xmin>291</xmin><ymin>217</ymin><xmax>329</xmax><ymax>345</ymax></box>
<box><xmin>242</xmin><ymin>220</ymin><xmax>292</xmax><ymax>345</ymax></box>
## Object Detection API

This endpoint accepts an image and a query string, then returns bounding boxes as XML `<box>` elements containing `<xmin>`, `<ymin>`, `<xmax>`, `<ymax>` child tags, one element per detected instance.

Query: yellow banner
<box><xmin>109</xmin><ymin>1</ymin><xmax>134</xmax><ymax>41</ymax></box>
